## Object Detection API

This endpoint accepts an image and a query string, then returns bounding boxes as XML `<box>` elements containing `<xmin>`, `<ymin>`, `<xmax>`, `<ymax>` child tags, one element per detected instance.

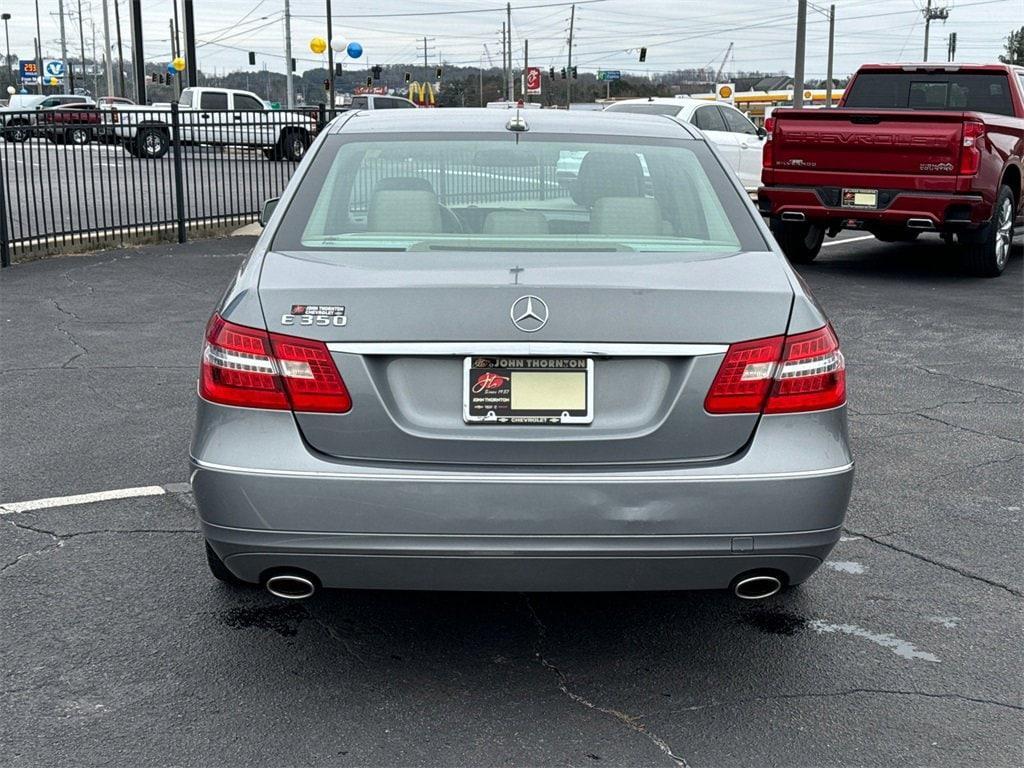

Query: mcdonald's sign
<box><xmin>408</xmin><ymin>80</ymin><xmax>436</xmax><ymax>108</ymax></box>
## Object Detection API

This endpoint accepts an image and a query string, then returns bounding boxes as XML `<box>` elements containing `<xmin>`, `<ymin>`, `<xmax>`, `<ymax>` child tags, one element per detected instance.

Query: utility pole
<box><xmin>792</xmin><ymin>0</ymin><xmax>807</xmax><ymax>109</ymax></box>
<box><xmin>76</xmin><ymin>0</ymin><xmax>86</xmax><ymax>93</ymax></box>
<box><xmin>102</xmin><ymin>0</ymin><xmax>113</xmax><ymax>97</ymax></box>
<box><xmin>34</xmin><ymin>0</ymin><xmax>43</xmax><ymax>93</ymax></box>
<box><xmin>1</xmin><ymin>14</ymin><xmax>10</xmax><ymax>92</ymax></box>
<box><xmin>825</xmin><ymin>4</ymin><xmax>835</xmax><ymax>107</ymax></box>
<box><xmin>114</xmin><ymin>0</ymin><xmax>126</xmax><ymax>95</ymax></box>
<box><xmin>947</xmin><ymin>32</ymin><xmax>957</xmax><ymax>62</ymax></box>
<box><xmin>506</xmin><ymin>2</ymin><xmax>513</xmax><ymax>102</ymax></box>
<box><xmin>129</xmin><ymin>0</ymin><xmax>145</xmax><ymax>104</ymax></box>
<box><xmin>283</xmin><ymin>0</ymin><xmax>294</xmax><ymax>107</ymax></box>
<box><xmin>500</xmin><ymin>22</ymin><xmax>506</xmax><ymax>99</ymax></box>
<box><xmin>523</xmin><ymin>38</ymin><xmax>528</xmax><ymax>104</ymax></box>
<box><xmin>566</xmin><ymin>3</ymin><xmax>574</xmax><ymax>109</ymax></box>
<box><xmin>57</xmin><ymin>1</ymin><xmax>70</xmax><ymax>93</ymax></box>
<box><xmin>326</xmin><ymin>0</ymin><xmax>335</xmax><ymax>110</ymax></box>
<box><xmin>479</xmin><ymin>52</ymin><xmax>484</xmax><ymax>107</ymax></box>
<box><xmin>183</xmin><ymin>0</ymin><xmax>196</xmax><ymax>87</ymax></box>
<box><xmin>922</xmin><ymin>1</ymin><xmax>950</xmax><ymax>62</ymax></box>
<box><xmin>172</xmin><ymin>1</ymin><xmax>182</xmax><ymax>97</ymax></box>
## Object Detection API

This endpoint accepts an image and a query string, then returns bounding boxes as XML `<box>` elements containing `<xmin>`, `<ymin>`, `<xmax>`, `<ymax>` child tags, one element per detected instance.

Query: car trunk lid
<box><xmin>258</xmin><ymin>249</ymin><xmax>794</xmax><ymax>466</ymax></box>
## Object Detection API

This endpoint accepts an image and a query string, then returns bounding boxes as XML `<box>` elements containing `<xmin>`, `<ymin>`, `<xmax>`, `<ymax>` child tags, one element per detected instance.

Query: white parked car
<box><xmin>109</xmin><ymin>87</ymin><xmax>318</xmax><ymax>161</ymax></box>
<box><xmin>604</xmin><ymin>97</ymin><xmax>765</xmax><ymax>189</ymax></box>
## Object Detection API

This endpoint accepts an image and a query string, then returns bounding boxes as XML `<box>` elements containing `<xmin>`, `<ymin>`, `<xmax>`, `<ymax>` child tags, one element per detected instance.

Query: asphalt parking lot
<box><xmin>1</xmin><ymin>233</ymin><xmax>1021</xmax><ymax>767</ymax></box>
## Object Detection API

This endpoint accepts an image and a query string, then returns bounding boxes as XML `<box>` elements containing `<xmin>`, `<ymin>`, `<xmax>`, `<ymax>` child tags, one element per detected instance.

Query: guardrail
<box><xmin>0</xmin><ymin>103</ymin><xmax>326</xmax><ymax>267</ymax></box>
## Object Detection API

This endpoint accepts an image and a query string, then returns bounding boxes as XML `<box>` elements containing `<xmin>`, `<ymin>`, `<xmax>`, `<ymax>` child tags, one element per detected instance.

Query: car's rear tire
<box><xmin>135</xmin><ymin>126</ymin><xmax>170</xmax><ymax>159</ymax></box>
<box><xmin>770</xmin><ymin>218</ymin><xmax>825</xmax><ymax>264</ymax></box>
<box><xmin>4</xmin><ymin>120</ymin><xmax>30</xmax><ymax>142</ymax></box>
<box><xmin>66</xmin><ymin>126</ymin><xmax>91</xmax><ymax>145</ymax></box>
<box><xmin>958</xmin><ymin>184</ymin><xmax>1016</xmax><ymax>278</ymax></box>
<box><xmin>205</xmin><ymin>541</ymin><xmax>247</xmax><ymax>586</ymax></box>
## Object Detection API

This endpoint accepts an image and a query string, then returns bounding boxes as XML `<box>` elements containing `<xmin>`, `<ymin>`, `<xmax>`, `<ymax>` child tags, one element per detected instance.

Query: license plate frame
<box><xmin>463</xmin><ymin>356</ymin><xmax>594</xmax><ymax>425</ymax></box>
<box><xmin>841</xmin><ymin>188</ymin><xmax>879</xmax><ymax>209</ymax></box>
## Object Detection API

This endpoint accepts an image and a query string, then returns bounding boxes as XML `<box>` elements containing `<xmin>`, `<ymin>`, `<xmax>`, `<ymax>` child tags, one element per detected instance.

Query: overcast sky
<box><xmin>3</xmin><ymin>0</ymin><xmax>1022</xmax><ymax>79</ymax></box>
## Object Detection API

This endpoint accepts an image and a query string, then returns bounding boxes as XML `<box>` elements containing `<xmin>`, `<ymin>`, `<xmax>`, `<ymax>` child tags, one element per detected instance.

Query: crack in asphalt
<box><xmin>919</xmin><ymin>454</ymin><xmax>1024</xmax><ymax>487</ymax></box>
<box><xmin>845</xmin><ymin>526</ymin><xmax>1023</xmax><ymax>598</ymax></box>
<box><xmin>305</xmin><ymin>612</ymin><xmax>368</xmax><ymax>665</ymax></box>
<box><xmin>848</xmin><ymin>405</ymin><xmax>1024</xmax><ymax>446</ymax></box>
<box><xmin>1</xmin><ymin>518</ymin><xmax>198</xmax><ymax>577</ymax></box>
<box><xmin>671</xmin><ymin>688</ymin><xmax>1024</xmax><ymax>713</ymax></box>
<box><xmin>2</xmin><ymin>364</ymin><xmax>197</xmax><ymax>374</ymax></box>
<box><xmin>523</xmin><ymin>596</ymin><xmax>689</xmax><ymax>767</ymax></box>
<box><xmin>911</xmin><ymin>365</ymin><xmax>1024</xmax><ymax>398</ymax></box>
<box><xmin>47</xmin><ymin>297</ymin><xmax>89</xmax><ymax>368</ymax></box>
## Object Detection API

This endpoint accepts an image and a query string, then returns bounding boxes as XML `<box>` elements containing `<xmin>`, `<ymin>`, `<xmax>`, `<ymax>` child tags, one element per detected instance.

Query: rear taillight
<box><xmin>762</xmin><ymin>116</ymin><xmax>775</xmax><ymax>169</ymax></box>
<box><xmin>705</xmin><ymin>325</ymin><xmax>845</xmax><ymax>415</ymax></box>
<box><xmin>958</xmin><ymin>120</ymin><xmax>985</xmax><ymax>176</ymax></box>
<box><xmin>200</xmin><ymin>314</ymin><xmax>351</xmax><ymax>413</ymax></box>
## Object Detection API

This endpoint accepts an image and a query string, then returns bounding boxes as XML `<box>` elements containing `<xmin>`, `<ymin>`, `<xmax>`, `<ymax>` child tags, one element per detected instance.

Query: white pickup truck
<box><xmin>109</xmin><ymin>87</ymin><xmax>318</xmax><ymax>161</ymax></box>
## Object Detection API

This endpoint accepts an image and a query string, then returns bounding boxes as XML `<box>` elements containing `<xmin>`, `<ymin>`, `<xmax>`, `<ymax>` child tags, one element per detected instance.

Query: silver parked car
<box><xmin>191</xmin><ymin>108</ymin><xmax>852</xmax><ymax>601</ymax></box>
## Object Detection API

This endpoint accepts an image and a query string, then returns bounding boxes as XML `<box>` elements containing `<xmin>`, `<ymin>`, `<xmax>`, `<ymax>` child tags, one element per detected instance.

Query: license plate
<box><xmin>841</xmin><ymin>188</ymin><xmax>878</xmax><ymax>209</ymax></box>
<box><xmin>463</xmin><ymin>357</ymin><xmax>593</xmax><ymax>424</ymax></box>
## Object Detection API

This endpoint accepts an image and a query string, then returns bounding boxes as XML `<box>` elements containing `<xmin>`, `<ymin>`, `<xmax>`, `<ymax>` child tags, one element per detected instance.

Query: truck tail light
<box><xmin>200</xmin><ymin>314</ymin><xmax>351</xmax><ymax>413</ymax></box>
<box><xmin>762</xmin><ymin>116</ymin><xmax>775</xmax><ymax>169</ymax></box>
<box><xmin>958</xmin><ymin>120</ymin><xmax>985</xmax><ymax>176</ymax></box>
<box><xmin>705</xmin><ymin>325</ymin><xmax>845</xmax><ymax>415</ymax></box>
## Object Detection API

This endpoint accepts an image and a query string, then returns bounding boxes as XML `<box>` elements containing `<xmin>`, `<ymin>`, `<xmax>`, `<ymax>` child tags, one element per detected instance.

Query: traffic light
<box><xmin>366</xmin><ymin>76</ymin><xmax>372</xmax><ymax>87</ymax></box>
<box><xmin>435</xmin><ymin>66</ymin><xmax>442</xmax><ymax>79</ymax></box>
<box><xmin>639</xmin><ymin>47</ymin><xmax>647</xmax><ymax>63</ymax></box>
<box><xmin>560</xmin><ymin>68</ymin><xmax>566</xmax><ymax>79</ymax></box>
<box><xmin>248</xmin><ymin>51</ymin><xmax>256</xmax><ymax>66</ymax></box>
<box><xmin>549</xmin><ymin>67</ymin><xmax>555</xmax><ymax>80</ymax></box>
<box><xmin>323</xmin><ymin>78</ymin><xmax>330</xmax><ymax>91</ymax></box>
<box><xmin>291</xmin><ymin>58</ymin><xmax>297</xmax><ymax>73</ymax></box>
<box><xmin>405</xmin><ymin>71</ymin><xmax>411</xmax><ymax>83</ymax></box>
<box><xmin>571</xmin><ymin>66</ymin><xmax>577</xmax><ymax>79</ymax></box>
<box><xmin>372</xmin><ymin>64</ymin><xmax>382</xmax><ymax>80</ymax></box>
<box><xmin>335</xmin><ymin>62</ymin><xmax>343</xmax><ymax>76</ymax></box>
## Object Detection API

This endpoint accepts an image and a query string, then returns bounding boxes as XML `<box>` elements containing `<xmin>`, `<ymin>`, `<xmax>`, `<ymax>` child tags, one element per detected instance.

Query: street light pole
<box><xmin>57</xmin><ymin>1</ymin><xmax>70</xmax><ymax>93</ymax></box>
<box><xmin>792</xmin><ymin>0</ymin><xmax>807</xmax><ymax>109</ymax></box>
<box><xmin>102</xmin><ymin>0</ymin><xmax>114</xmax><ymax>97</ymax></box>
<box><xmin>113</xmin><ymin>0</ymin><xmax>126</xmax><ymax>95</ymax></box>
<box><xmin>326</xmin><ymin>0</ymin><xmax>335</xmax><ymax>110</ymax></box>
<box><xmin>283</xmin><ymin>0</ymin><xmax>294</xmax><ymax>107</ymax></box>
<box><xmin>825</xmin><ymin>4</ymin><xmax>835</xmax><ymax>108</ymax></box>
<box><xmin>1</xmin><ymin>14</ymin><xmax>11</xmax><ymax>90</ymax></box>
<box><xmin>34</xmin><ymin>0</ymin><xmax>43</xmax><ymax>93</ymax></box>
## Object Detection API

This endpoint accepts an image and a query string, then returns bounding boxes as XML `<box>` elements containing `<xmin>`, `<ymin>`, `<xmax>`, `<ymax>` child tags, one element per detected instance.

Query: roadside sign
<box><xmin>525</xmin><ymin>66</ymin><xmax>541</xmax><ymax>95</ymax></box>
<box><xmin>43</xmin><ymin>60</ymin><xmax>66</xmax><ymax>82</ymax></box>
<box><xmin>354</xmin><ymin>85</ymin><xmax>389</xmax><ymax>95</ymax></box>
<box><xmin>19</xmin><ymin>60</ymin><xmax>39</xmax><ymax>85</ymax></box>
<box><xmin>716</xmin><ymin>83</ymin><xmax>736</xmax><ymax>103</ymax></box>
<box><xmin>597</xmin><ymin>70</ymin><xmax>621</xmax><ymax>81</ymax></box>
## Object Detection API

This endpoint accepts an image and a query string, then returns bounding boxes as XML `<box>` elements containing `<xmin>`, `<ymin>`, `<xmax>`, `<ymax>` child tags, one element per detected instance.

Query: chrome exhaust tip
<box><xmin>265</xmin><ymin>574</ymin><xmax>316</xmax><ymax>600</ymax></box>
<box><xmin>780</xmin><ymin>211</ymin><xmax>807</xmax><ymax>222</ymax></box>
<box><xmin>733</xmin><ymin>574</ymin><xmax>783</xmax><ymax>600</ymax></box>
<box><xmin>907</xmin><ymin>218</ymin><xmax>935</xmax><ymax>230</ymax></box>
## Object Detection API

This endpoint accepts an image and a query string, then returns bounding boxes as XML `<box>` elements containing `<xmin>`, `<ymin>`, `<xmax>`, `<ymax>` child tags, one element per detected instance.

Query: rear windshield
<box><xmin>604</xmin><ymin>103</ymin><xmax>682</xmax><ymax>116</ymax></box>
<box><xmin>844</xmin><ymin>72</ymin><xmax>1014</xmax><ymax>116</ymax></box>
<box><xmin>273</xmin><ymin>134</ymin><xmax>763</xmax><ymax>255</ymax></box>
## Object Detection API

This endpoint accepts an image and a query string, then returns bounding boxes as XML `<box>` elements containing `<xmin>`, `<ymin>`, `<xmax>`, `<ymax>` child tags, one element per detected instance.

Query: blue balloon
<box><xmin>346</xmin><ymin>41</ymin><xmax>363</xmax><ymax>59</ymax></box>
<box><xmin>167</xmin><ymin>62</ymin><xmax>176</xmax><ymax>75</ymax></box>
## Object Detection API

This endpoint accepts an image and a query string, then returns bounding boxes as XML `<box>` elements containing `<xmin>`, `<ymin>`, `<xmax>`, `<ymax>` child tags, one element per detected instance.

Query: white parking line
<box><xmin>822</xmin><ymin>235</ymin><xmax>876</xmax><ymax>248</ymax></box>
<box><xmin>0</xmin><ymin>485</ymin><xmax>166</xmax><ymax>515</ymax></box>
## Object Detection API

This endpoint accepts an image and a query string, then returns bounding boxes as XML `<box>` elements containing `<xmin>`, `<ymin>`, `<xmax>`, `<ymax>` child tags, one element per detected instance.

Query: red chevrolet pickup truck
<box><xmin>759</xmin><ymin>64</ymin><xmax>1024</xmax><ymax>276</ymax></box>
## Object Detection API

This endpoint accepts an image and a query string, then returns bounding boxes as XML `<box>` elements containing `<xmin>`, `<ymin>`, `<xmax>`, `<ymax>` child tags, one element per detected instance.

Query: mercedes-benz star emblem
<box><xmin>510</xmin><ymin>295</ymin><xmax>549</xmax><ymax>333</ymax></box>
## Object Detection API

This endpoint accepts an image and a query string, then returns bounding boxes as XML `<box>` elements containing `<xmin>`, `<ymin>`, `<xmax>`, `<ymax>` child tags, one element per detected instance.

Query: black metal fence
<box><xmin>0</xmin><ymin>103</ymin><xmax>325</xmax><ymax>267</ymax></box>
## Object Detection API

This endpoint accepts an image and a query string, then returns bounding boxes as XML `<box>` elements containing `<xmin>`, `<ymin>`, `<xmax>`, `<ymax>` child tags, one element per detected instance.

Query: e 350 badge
<box><xmin>281</xmin><ymin>304</ymin><xmax>347</xmax><ymax>327</ymax></box>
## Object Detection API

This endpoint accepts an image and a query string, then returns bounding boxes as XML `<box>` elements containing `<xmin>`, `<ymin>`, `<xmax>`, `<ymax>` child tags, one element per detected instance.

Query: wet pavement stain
<box><xmin>739</xmin><ymin>610</ymin><xmax>809</xmax><ymax>636</ymax></box>
<box><xmin>220</xmin><ymin>604</ymin><xmax>309</xmax><ymax>637</ymax></box>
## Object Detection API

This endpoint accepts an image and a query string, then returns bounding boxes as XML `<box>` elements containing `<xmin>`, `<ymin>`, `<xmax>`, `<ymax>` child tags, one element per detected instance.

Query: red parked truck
<box><xmin>759</xmin><ymin>63</ymin><xmax>1024</xmax><ymax>276</ymax></box>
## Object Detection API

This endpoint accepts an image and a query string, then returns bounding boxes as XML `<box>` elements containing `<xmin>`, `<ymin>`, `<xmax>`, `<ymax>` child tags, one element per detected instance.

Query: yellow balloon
<box><xmin>310</xmin><ymin>36</ymin><xmax>327</xmax><ymax>54</ymax></box>
<box><xmin>50</xmin><ymin>76</ymin><xmax>58</xmax><ymax>86</ymax></box>
<box><xmin>172</xmin><ymin>57</ymin><xmax>186</xmax><ymax>72</ymax></box>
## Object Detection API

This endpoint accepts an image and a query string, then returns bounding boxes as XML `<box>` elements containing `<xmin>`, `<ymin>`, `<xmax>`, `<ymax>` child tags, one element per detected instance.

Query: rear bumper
<box><xmin>758</xmin><ymin>185</ymin><xmax>991</xmax><ymax>230</ymax></box>
<box><xmin>190</xmin><ymin>400</ymin><xmax>853</xmax><ymax>591</ymax></box>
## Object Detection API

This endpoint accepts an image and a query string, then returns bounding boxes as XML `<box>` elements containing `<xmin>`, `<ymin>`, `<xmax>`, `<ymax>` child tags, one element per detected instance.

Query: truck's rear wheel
<box><xmin>959</xmin><ymin>185</ymin><xmax>1015</xmax><ymax>278</ymax></box>
<box><xmin>770</xmin><ymin>218</ymin><xmax>825</xmax><ymax>264</ymax></box>
<box><xmin>4</xmin><ymin>120</ymin><xmax>30</xmax><ymax>142</ymax></box>
<box><xmin>277</xmin><ymin>130</ymin><xmax>308</xmax><ymax>162</ymax></box>
<box><xmin>136</xmin><ymin>127</ymin><xmax>170</xmax><ymax>159</ymax></box>
<box><xmin>66</xmin><ymin>126</ymin><xmax>92</xmax><ymax>145</ymax></box>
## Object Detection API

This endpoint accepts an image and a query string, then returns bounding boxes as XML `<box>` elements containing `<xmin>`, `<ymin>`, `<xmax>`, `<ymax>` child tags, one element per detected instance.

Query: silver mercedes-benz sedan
<box><xmin>191</xmin><ymin>108</ymin><xmax>852</xmax><ymax>601</ymax></box>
